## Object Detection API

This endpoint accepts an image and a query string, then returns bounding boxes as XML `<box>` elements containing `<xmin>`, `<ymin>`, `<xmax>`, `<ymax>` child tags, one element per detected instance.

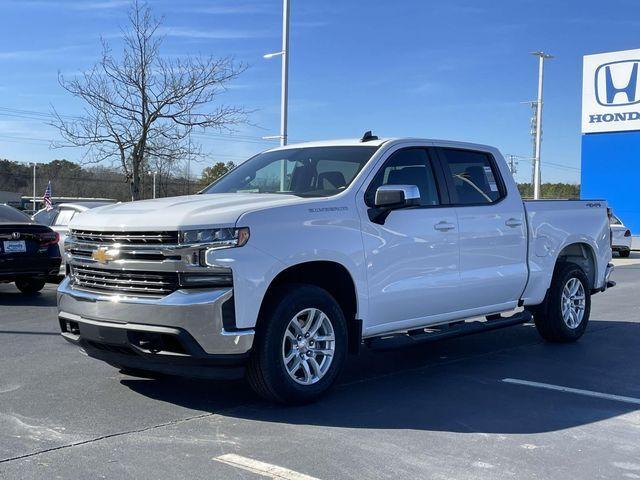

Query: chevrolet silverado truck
<box><xmin>58</xmin><ymin>134</ymin><xmax>615</xmax><ymax>404</ymax></box>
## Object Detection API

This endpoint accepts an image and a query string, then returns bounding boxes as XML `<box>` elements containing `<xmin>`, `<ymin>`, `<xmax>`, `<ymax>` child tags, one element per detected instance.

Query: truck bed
<box><xmin>520</xmin><ymin>199</ymin><xmax>612</xmax><ymax>306</ymax></box>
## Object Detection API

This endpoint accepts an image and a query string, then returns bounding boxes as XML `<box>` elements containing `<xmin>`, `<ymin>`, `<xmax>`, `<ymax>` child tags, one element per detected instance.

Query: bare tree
<box><xmin>52</xmin><ymin>1</ymin><xmax>246</xmax><ymax>200</ymax></box>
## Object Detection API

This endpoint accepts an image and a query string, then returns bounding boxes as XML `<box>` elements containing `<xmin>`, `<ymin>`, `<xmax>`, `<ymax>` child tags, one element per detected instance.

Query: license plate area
<box><xmin>3</xmin><ymin>240</ymin><xmax>26</xmax><ymax>253</ymax></box>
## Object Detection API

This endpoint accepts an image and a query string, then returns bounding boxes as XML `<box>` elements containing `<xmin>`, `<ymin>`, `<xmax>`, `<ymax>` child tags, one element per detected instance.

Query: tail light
<box><xmin>625</xmin><ymin>230</ymin><xmax>631</xmax><ymax>237</ymax></box>
<box><xmin>39</xmin><ymin>231</ymin><xmax>59</xmax><ymax>247</ymax></box>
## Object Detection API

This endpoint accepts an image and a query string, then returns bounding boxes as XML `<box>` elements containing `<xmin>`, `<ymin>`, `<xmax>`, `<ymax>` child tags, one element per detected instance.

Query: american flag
<box><xmin>43</xmin><ymin>181</ymin><xmax>53</xmax><ymax>211</ymax></box>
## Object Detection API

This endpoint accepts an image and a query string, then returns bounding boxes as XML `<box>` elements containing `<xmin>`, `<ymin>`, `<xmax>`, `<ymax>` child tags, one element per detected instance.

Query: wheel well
<box><xmin>259</xmin><ymin>261</ymin><xmax>361</xmax><ymax>352</ymax></box>
<box><xmin>556</xmin><ymin>243</ymin><xmax>596</xmax><ymax>289</ymax></box>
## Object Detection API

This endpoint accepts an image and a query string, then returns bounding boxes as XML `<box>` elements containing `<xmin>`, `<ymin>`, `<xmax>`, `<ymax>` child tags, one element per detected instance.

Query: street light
<box><xmin>264</xmin><ymin>0</ymin><xmax>290</xmax><ymax>191</ymax></box>
<box><xmin>148</xmin><ymin>170</ymin><xmax>157</xmax><ymax>199</ymax></box>
<box><xmin>531</xmin><ymin>51</ymin><xmax>553</xmax><ymax>200</ymax></box>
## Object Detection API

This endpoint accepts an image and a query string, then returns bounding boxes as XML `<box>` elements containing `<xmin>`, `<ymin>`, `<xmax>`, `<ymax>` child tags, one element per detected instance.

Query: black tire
<box><xmin>246</xmin><ymin>284</ymin><xmax>348</xmax><ymax>404</ymax></box>
<box><xmin>619</xmin><ymin>249</ymin><xmax>631</xmax><ymax>258</ymax></box>
<box><xmin>15</xmin><ymin>278</ymin><xmax>46</xmax><ymax>294</ymax></box>
<box><xmin>533</xmin><ymin>262</ymin><xmax>591</xmax><ymax>343</ymax></box>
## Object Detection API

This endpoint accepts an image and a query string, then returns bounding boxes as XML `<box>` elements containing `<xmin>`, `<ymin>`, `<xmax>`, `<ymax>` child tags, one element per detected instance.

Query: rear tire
<box><xmin>15</xmin><ymin>278</ymin><xmax>46</xmax><ymax>294</ymax></box>
<box><xmin>533</xmin><ymin>262</ymin><xmax>591</xmax><ymax>343</ymax></box>
<box><xmin>619</xmin><ymin>249</ymin><xmax>631</xmax><ymax>258</ymax></box>
<box><xmin>246</xmin><ymin>284</ymin><xmax>348</xmax><ymax>404</ymax></box>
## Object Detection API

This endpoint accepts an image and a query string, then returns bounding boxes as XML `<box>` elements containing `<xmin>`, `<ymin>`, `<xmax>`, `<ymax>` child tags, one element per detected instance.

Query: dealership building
<box><xmin>581</xmin><ymin>48</ymin><xmax>640</xmax><ymax>243</ymax></box>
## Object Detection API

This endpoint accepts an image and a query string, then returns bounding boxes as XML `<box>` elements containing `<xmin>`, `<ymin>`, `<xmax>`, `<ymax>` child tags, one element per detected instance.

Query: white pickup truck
<box><xmin>58</xmin><ymin>134</ymin><xmax>615</xmax><ymax>404</ymax></box>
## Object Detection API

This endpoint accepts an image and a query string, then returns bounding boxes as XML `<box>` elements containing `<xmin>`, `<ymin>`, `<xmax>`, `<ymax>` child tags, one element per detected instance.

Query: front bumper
<box><xmin>57</xmin><ymin>277</ymin><xmax>255</xmax><ymax>378</ymax></box>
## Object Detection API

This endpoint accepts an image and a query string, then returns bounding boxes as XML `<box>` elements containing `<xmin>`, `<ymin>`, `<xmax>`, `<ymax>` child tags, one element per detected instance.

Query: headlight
<box><xmin>180</xmin><ymin>227</ymin><xmax>250</xmax><ymax>249</ymax></box>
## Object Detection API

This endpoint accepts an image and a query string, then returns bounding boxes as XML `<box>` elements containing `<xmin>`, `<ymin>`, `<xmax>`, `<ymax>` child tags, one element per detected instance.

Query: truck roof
<box><xmin>268</xmin><ymin>137</ymin><xmax>498</xmax><ymax>152</ymax></box>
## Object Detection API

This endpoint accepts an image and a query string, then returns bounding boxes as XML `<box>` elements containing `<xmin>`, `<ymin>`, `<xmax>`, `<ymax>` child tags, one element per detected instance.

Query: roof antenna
<box><xmin>360</xmin><ymin>130</ymin><xmax>378</xmax><ymax>142</ymax></box>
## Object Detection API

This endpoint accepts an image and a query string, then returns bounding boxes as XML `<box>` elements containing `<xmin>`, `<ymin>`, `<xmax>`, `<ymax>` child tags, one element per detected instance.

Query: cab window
<box><xmin>365</xmin><ymin>148</ymin><xmax>440</xmax><ymax>207</ymax></box>
<box><xmin>54</xmin><ymin>209</ymin><xmax>76</xmax><ymax>226</ymax></box>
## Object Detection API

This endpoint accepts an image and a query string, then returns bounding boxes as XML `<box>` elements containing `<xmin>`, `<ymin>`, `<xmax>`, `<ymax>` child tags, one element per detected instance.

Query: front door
<box><xmin>357</xmin><ymin>146</ymin><xmax>461</xmax><ymax>337</ymax></box>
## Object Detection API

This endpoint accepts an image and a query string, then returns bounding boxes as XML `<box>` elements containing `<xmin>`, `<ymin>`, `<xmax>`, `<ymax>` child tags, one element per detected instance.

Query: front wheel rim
<box><xmin>282</xmin><ymin>308</ymin><xmax>335</xmax><ymax>386</ymax></box>
<box><xmin>561</xmin><ymin>277</ymin><xmax>586</xmax><ymax>329</ymax></box>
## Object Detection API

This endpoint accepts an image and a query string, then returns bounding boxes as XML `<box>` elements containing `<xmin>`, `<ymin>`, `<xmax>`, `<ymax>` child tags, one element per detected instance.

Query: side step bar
<box><xmin>365</xmin><ymin>311</ymin><xmax>533</xmax><ymax>351</ymax></box>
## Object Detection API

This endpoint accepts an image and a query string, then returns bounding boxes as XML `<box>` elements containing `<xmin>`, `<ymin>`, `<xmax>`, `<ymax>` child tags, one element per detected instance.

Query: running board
<box><xmin>365</xmin><ymin>311</ymin><xmax>533</xmax><ymax>351</ymax></box>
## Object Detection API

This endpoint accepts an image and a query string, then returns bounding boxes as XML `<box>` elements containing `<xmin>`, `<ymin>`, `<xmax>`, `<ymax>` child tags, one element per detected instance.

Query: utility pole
<box><xmin>531</xmin><ymin>51</ymin><xmax>553</xmax><ymax>199</ymax></box>
<box><xmin>264</xmin><ymin>0</ymin><xmax>291</xmax><ymax>190</ymax></box>
<box><xmin>506</xmin><ymin>155</ymin><xmax>518</xmax><ymax>176</ymax></box>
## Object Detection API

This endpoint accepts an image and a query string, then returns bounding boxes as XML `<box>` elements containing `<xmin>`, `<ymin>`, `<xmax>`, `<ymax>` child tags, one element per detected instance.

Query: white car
<box><xmin>57</xmin><ymin>134</ymin><xmax>615</xmax><ymax>404</ymax></box>
<box><xmin>33</xmin><ymin>201</ymin><xmax>115</xmax><ymax>275</ymax></box>
<box><xmin>610</xmin><ymin>214</ymin><xmax>632</xmax><ymax>257</ymax></box>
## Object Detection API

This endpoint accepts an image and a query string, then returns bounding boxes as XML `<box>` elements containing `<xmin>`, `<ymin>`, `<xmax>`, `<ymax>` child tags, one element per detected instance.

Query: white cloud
<box><xmin>0</xmin><ymin>45</ymin><xmax>88</xmax><ymax>61</ymax></box>
<box><xmin>7</xmin><ymin>0</ymin><xmax>128</xmax><ymax>10</ymax></box>
<box><xmin>158</xmin><ymin>26</ymin><xmax>271</xmax><ymax>40</ymax></box>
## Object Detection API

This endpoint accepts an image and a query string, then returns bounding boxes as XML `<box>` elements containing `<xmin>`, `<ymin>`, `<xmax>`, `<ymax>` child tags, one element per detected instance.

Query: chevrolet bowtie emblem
<box><xmin>91</xmin><ymin>247</ymin><xmax>119</xmax><ymax>264</ymax></box>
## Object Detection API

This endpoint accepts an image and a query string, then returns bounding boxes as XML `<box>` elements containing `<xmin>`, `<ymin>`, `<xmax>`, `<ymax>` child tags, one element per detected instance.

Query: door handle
<box><xmin>505</xmin><ymin>218</ymin><xmax>523</xmax><ymax>228</ymax></box>
<box><xmin>434</xmin><ymin>221</ymin><xmax>455</xmax><ymax>232</ymax></box>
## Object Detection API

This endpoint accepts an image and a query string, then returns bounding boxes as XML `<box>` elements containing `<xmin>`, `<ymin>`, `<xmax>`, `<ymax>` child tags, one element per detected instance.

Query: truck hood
<box><xmin>69</xmin><ymin>193</ymin><xmax>306</xmax><ymax>231</ymax></box>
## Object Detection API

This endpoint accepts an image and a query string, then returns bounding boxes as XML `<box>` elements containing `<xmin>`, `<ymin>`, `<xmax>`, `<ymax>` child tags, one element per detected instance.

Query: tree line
<box><xmin>0</xmin><ymin>158</ymin><xmax>234</xmax><ymax>202</ymax></box>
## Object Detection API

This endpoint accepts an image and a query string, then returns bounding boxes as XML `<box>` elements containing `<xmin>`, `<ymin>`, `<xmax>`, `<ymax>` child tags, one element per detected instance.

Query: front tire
<box><xmin>533</xmin><ymin>262</ymin><xmax>591</xmax><ymax>343</ymax></box>
<box><xmin>246</xmin><ymin>284</ymin><xmax>348</xmax><ymax>404</ymax></box>
<box><xmin>619</xmin><ymin>249</ymin><xmax>631</xmax><ymax>258</ymax></box>
<box><xmin>15</xmin><ymin>278</ymin><xmax>46</xmax><ymax>294</ymax></box>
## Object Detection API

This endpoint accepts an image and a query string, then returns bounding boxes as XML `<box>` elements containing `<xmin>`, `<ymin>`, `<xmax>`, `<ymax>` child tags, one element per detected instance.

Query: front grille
<box><xmin>70</xmin><ymin>266</ymin><xmax>179</xmax><ymax>297</ymax></box>
<box><xmin>72</xmin><ymin>230</ymin><xmax>179</xmax><ymax>245</ymax></box>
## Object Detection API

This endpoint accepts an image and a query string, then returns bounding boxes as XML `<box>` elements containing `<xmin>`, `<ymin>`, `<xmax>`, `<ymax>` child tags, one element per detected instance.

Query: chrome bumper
<box><xmin>57</xmin><ymin>277</ymin><xmax>254</xmax><ymax>355</ymax></box>
<box><xmin>602</xmin><ymin>262</ymin><xmax>616</xmax><ymax>291</ymax></box>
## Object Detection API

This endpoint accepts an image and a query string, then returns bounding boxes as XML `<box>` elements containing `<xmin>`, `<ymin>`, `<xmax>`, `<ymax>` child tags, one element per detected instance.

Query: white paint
<box><xmin>582</xmin><ymin>48</ymin><xmax>640</xmax><ymax>133</ymax></box>
<box><xmin>502</xmin><ymin>378</ymin><xmax>640</xmax><ymax>406</ymax></box>
<box><xmin>214</xmin><ymin>454</ymin><xmax>321</xmax><ymax>480</ymax></box>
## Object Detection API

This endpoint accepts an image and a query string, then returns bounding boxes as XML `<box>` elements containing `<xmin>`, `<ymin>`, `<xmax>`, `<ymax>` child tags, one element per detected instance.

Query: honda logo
<box><xmin>595</xmin><ymin>60</ymin><xmax>640</xmax><ymax>107</ymax></box>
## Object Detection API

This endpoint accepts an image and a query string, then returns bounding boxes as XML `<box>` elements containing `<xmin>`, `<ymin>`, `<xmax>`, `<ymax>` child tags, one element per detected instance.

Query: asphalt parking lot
<box><xmin>1</xmin><ymin>256</ymin><xmax>639</xmax><ymax>480</ymax></box>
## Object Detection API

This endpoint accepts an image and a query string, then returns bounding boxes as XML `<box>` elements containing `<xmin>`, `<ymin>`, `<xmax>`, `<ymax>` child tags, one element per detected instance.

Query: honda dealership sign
<box><xmin>582</xmin><ymin>48</ymin><xmax>640</xmax><ymax>133</ymax></box>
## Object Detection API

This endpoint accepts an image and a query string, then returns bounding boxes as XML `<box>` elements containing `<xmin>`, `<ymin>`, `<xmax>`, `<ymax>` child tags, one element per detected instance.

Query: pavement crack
<box><xmin>0</xmin><ymin>412</ymin><xmax>216</xmax><ymax>465</ymax></box>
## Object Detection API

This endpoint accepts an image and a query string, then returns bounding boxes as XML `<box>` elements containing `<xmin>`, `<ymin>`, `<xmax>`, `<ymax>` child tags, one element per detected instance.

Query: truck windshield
<box><xmin>202</xmin><ymin>146</ymin><xmax>379</xmax><ymax>197</ymax></box>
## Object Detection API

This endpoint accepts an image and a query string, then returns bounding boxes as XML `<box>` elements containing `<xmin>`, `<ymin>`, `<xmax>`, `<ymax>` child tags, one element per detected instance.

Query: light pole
<box><xmin>264</xmin><ymin>0</ymin><xmax>290</xmax><ymax>190</ymax></box>
<box><xmin>531</xmin><ymin>51</ymin><xmax>553</xmax><ymax>200</ymax></box>
<box><xmin>148</xmin><ymin>171</ymin><xmax>157</xmax><ymax>199</ymax></box>
<box><xmin>31</xmin><ymin>162</ymin><xmax>37</xmax><ymax>213</ymax></box>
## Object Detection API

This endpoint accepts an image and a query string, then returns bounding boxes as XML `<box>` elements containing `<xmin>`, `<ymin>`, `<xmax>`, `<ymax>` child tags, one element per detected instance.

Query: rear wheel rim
<box><xmin>281</xmin><ymin>308</ymin><xmax>335</xmax><ymax>386</ymax></box>
<box><xmin>561</xmin><ymin>277</ymin><xmax>585</xmax><ymax>329</ymax></box>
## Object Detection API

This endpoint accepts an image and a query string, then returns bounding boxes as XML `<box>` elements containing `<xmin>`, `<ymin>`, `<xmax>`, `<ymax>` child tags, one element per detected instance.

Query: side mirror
<box><xmin>374</xmin><ymin>185</ymin><xmax>420</xmax><ymax>208</ymax></box>
<box><xmin>369</xmin><ymin>185</ymin><xmax>421</xmax><ymax>225</ymax></box>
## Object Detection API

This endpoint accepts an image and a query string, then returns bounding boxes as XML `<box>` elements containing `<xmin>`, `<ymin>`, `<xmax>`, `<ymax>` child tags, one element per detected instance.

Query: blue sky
<box><xmin>1</xmin><ymin>0</ymin><xmax>639</xmax><ymax>183</ymax></box>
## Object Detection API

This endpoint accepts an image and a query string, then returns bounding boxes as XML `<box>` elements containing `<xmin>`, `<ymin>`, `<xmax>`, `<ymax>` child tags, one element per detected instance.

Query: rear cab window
<box><xmin>438</xmin><ymin>148</ymin><xmax>505</xmax><ymax>205</ymax></box>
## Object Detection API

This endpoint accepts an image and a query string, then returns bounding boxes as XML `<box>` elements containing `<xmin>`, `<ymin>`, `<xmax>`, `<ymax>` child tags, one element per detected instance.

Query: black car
<box><xmin>0</xmin><ymin>205</ymin><xmax>62</xmax><ymax>294</ymax></box>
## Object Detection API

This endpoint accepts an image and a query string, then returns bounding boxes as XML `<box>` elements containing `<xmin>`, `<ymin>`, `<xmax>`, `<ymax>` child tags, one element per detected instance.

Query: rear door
<box><xmin>436</xmin><ymin>147</ymin><xmax>528</xmax><ymax>312</ymax></box>
<box><xmin>357</xmin><ymin>145</ymin><xmax>461</xmax><ymax>336</ymax></box>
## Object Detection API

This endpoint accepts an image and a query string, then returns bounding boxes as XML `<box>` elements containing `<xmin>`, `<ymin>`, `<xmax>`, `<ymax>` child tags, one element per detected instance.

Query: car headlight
<box><xmin>179</xmin><ymin>227</ymin><xmax>250</xmax><ymax>249</ymax></box>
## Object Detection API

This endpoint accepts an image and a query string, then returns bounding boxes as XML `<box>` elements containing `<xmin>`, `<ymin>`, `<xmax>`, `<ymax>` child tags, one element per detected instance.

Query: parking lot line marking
<box><xmin>502</xmin><ymin>378</ymin><xmax>640</xmax><ymax>406</ymax></box>
<box><xmin>214</xmin><ymin>454</ymin><xmax>322</xmax><ymax>480</ymax></box>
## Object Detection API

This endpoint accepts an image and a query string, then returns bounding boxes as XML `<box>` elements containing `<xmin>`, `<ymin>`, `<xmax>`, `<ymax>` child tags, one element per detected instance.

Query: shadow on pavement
<box><xmin>121</xmin><ymin>319</ymin><xmax>640</xmax><ymax>435</ymax></box>
<box><xmin>0</xmin><ymin>289</ymin><xmax>57</xmax><ymax>308</ymax></box>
